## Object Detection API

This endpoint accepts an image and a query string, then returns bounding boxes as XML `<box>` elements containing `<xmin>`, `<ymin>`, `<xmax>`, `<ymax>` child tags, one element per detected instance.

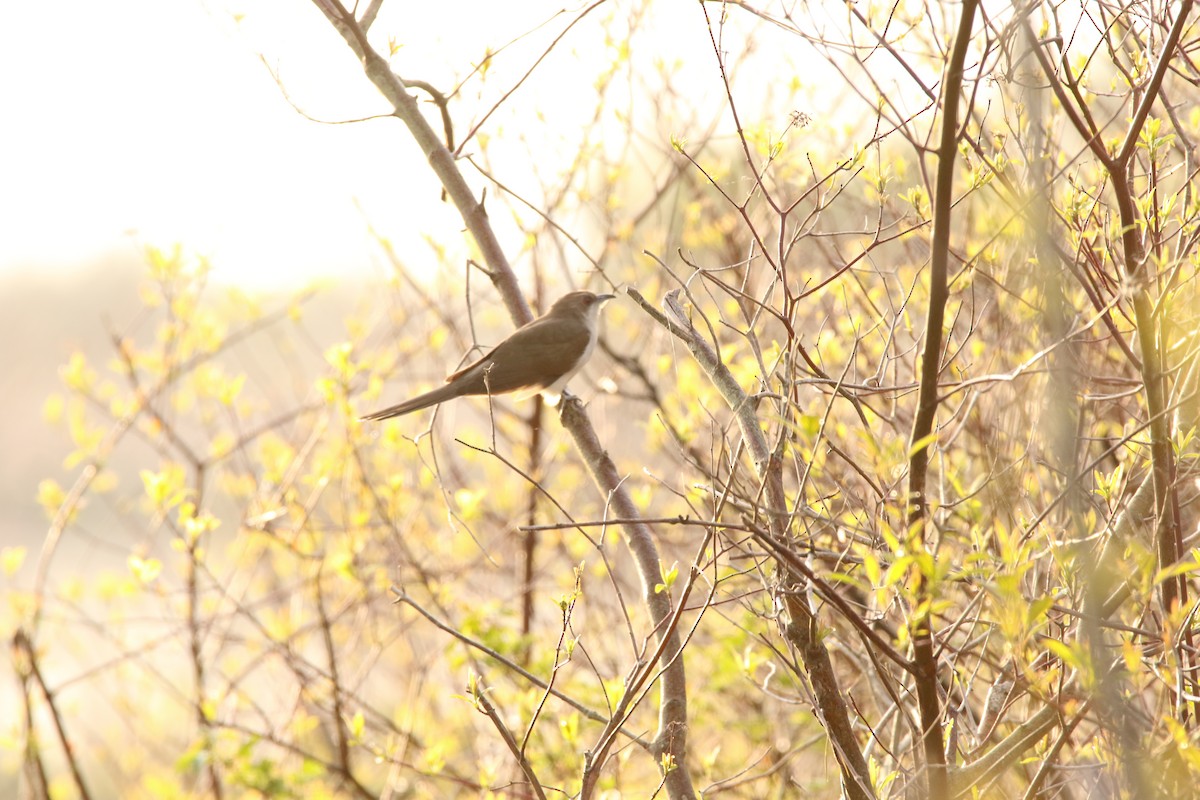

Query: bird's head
<box><xmin>549</xmin><ymin>291</ymin><xmax>617</xmax><ymax>326</ymax></box>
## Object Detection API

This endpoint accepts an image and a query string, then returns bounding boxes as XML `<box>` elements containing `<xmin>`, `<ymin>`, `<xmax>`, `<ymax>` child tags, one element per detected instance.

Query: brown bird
<box><xmin>362</xmin><ymin>290</ymin><xmax>616</xmax><ymax>420</ymax></box>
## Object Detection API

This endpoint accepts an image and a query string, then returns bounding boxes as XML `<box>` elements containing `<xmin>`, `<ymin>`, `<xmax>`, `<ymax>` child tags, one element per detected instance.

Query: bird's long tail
<box><xmin>360</xmin><ymin>382</ymin><xmax>466</xmax><ymax>421</ymax></box>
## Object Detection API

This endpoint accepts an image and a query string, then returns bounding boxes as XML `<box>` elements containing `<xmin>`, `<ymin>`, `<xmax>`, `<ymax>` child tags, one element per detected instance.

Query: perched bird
<box><xmin>362</xmin><ymin>290</ymin><xmax>616</xmax><ymax>420</ymax></box>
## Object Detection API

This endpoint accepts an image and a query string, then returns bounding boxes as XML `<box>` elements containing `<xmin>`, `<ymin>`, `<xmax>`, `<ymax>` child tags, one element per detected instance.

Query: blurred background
<box><xmin>4</xmin><ymin>2</ymin><xmax>841</xmax><ymax>794</ymax></box>
<box><xmin>0</xmin><ymin>0</ymin><xmax>831</xmax><ymax>552</ymax></box>
<box><xmin>10</xmin><ymin>1</ymin><xmax>1195</xmax><ymax>797</ymax></box>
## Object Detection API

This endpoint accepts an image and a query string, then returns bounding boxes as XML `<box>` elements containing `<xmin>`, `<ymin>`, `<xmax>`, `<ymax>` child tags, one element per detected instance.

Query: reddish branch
<box><xmin>904</xmin><ymin>2</ymin><xmax>980</xmax><ymax>799</ymax></box>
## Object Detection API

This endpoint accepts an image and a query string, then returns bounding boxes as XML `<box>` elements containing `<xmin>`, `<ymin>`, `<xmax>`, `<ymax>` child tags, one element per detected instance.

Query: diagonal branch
<box><xmin>306</xmin><ymin>3</ymin><xmax>696</xmax><ymax>796</ymax></box>
<box><xmin>631</xmin><ymin>286</ymin><xmax>876</xmax><ymax>800</ymax></box>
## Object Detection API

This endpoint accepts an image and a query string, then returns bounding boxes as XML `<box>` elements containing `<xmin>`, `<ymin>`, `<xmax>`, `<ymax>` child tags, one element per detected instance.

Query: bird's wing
<box><xmin>444</xmin><ymin>315</ymin><xmax>589</xmax><ymax>394</ymax></box>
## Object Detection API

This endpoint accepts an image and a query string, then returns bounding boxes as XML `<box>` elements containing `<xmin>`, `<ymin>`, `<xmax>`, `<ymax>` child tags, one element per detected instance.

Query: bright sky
<box><xmin>0</xmin><ymin>1</ymin><xmax>851</xmax><ymax>289</ymax></box>
<box><xmin>0</xmin><ymin>1</ymin><xmax>551</xmax><ymax>287</ymax></box>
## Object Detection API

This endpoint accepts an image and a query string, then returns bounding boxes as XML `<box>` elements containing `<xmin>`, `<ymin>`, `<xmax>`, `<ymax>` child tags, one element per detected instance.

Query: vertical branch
<box><xmin>1025</xmin><ymin>29</ymin><xmax>1082</xmax><ymax>522</ymax></box>
<box><xmin>905</xmin><ymin>2</ymin><xmax>979</xmax><ymax>798</ymax></box>
<box><xmin>316</xmin><ymin>564</ymin><xmax>370</xmax><ymax>795</ymax></box>
<box><xmin>520</xmin><ymin>397</ymin><xmax>544</xmax><ymax>651</ymax></box>
<box><xmin>185</xmin><ymin>464</ymin><xmax>224</xmax><ymax>800</ymax></box>
<box><xmin>1027</xmin><ymin>0</ymin><xmax>1194</xmax><ymax>710</ymax></box>
<box><xmin>521</xmin><ymin>277</ymin><xmax>546</xmax><ymax>653</ymax></box>
<box><xmin>1106</xmin><ymin>0</ymin><xmax>1196</xmax><ymax>711</ymax></box>
<box><xmin>1028</xmin><ymin>1</ymin><xmax>1193</xmax><ymax>618</ymax></box>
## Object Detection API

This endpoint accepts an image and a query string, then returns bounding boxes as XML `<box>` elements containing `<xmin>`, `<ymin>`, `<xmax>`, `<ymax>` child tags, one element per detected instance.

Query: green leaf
<box><xmin>908</xmin><ymin>432</ymin><xmax>939</xmax><ymax>458</ymax></box>
<box><xmin>655</xmin><ymin>560</ymin><xmax>680</xmax><ymax>594</ymax></box>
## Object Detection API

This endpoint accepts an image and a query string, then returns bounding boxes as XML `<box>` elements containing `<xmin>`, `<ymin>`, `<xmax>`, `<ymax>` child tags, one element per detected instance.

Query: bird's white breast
<box><xmin>539</xmin><ymin>300</ymin><xmax>604</xmax><ymax>398</ymax></box>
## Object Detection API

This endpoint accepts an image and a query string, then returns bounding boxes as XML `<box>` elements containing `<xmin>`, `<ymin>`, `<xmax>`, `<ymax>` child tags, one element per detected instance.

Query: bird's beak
<box><xmin>597</xmin><ymin>293</ymin><xmax>617</xmax><ymax>303</ymax></box>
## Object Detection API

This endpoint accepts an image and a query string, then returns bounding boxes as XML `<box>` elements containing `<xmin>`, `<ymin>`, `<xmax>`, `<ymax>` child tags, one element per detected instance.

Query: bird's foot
<box><xmin>557</xmin><ymin>389</ymin><xmax>581</xmax><ymax>420</ymax></box>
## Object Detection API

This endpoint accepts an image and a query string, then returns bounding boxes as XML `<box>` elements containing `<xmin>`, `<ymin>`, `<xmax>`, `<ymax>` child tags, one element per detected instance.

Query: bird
<box><xmin>362</xmin><ymin>290</ymin><xmax>617</xmax><ymax>420</ymax></box>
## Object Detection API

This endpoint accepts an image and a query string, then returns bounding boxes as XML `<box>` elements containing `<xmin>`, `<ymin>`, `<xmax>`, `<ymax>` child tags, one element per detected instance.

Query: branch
<box><xmin>392</xmin><ymin>589</ymin><xmax>653</xmax><ymax>751</ymax></box>
<box><xmin>304</xmin><ymin>5</ymin><xmax>698</xmax><ymax>796</ymax></box>
<box><xmin>904</xmin><ymin>3</ymin><xmax>980</xmax><ymax>798</ymax></box>
<box><xmin>948</xmin><ymin>704</ymin><xmax>1058</xmax><ymax>798</ymax></box>
<box><xmin>630</xmin><ymin>286</ymin><xmax>876</xmax><ymax>800</ymax></box>
<box><xmin>471</xmin><ymin>677</ymin><xmax>549</xmax><ymax>800</ymax></box>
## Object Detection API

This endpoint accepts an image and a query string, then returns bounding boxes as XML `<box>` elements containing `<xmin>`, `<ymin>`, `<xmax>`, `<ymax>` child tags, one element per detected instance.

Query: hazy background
<box><xmin>0</xmin><ymin>0</ymin><xmax>834</xmax><ymax>562</ymax></box>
